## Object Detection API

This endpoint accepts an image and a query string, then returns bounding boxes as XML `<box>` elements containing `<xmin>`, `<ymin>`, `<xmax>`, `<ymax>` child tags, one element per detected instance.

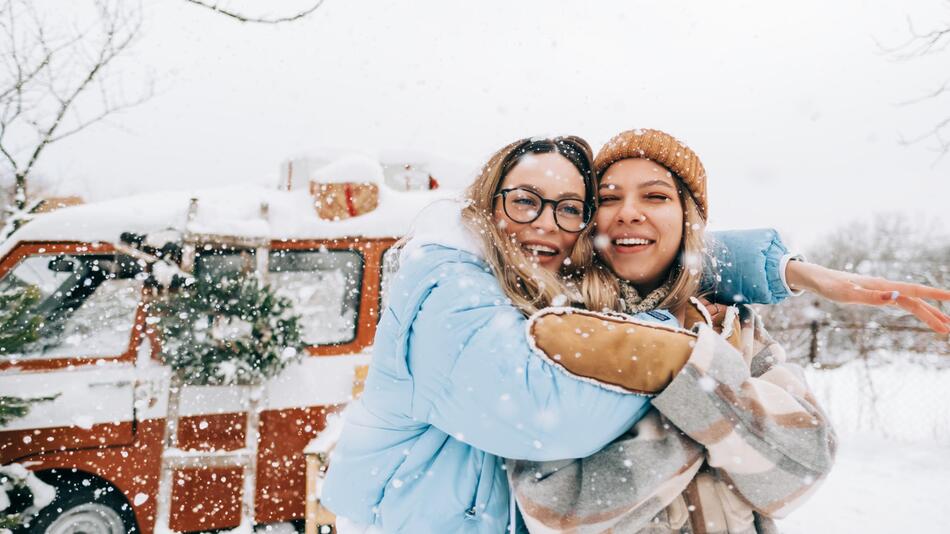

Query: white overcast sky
<box><xmin>29</xmin><ymin>0</ymin><xmax>950</xmax><ymax>249</ymax></box>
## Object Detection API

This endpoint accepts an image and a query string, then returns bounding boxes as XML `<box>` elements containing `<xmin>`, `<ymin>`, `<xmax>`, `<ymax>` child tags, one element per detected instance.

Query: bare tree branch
<box><xmin>896</xmin><ymin>78</ymin><xmax>950</xmax><ymax>106</ymax></box>
<box><xmin>0</xmin><ymin>0</ymin><xmax>151</xmax><ymax>213</ymax></box>
<box><xmin>879</xmin><ymin>16</ymin><xmax>950</xmax><ymax>59</ymax></box>
<box><xmin>0</xmin><ymin>0</ymin><xmax>325</xmax><ymax>229</ymax></box>
<box><xmin>888</xmin><ymin>6</ymin><xmax>950</xmax><ymax>159</ymax></box>
<box><xmin>182</xmin><ymin>0</ymin><xmax>325</xmax><ymax>24</ymax></box>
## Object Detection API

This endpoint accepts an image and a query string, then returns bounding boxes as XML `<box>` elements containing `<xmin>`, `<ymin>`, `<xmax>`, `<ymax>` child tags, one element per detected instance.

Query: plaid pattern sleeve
<box><xmin>651</xmin><ymin>308</ymin><xmax>837</xmax><ymax>519</ymax></box>
<box><xmin>508</xmin><ymin>409</ymin><xmax>705</xmax><ymax>534</ymax></box>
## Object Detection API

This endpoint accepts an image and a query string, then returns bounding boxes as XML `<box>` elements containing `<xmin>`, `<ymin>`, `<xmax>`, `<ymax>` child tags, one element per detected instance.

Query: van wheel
<box><xmin>24</xmin><ymin>473</ymin><xmax>138</xmax><ymax>534</ymax></box>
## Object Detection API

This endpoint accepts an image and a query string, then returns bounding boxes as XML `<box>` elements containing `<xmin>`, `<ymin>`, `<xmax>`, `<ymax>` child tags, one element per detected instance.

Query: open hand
<box><xmin>785</xmin><ymin>262</ymin><xmax>950</xmax><ymax>334</ymax></box>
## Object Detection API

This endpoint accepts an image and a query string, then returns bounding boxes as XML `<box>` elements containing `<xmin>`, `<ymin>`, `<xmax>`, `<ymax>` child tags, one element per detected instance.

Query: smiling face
<box><xmin>595</xmin><ymin>158</ymin><xmax>684</xmax><ymax>292</ymax></box>
<box><xmin>492</xmin><ymin>152</ymin><xmax>587</xmax><ymax>272</ymax></box>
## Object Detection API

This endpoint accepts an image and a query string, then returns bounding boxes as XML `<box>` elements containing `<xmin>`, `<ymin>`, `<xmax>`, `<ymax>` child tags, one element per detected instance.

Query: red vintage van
<box><xmin>0</xmin><ymin>166</ymin><xmax>455</xmax><ymax>533</ymax></box>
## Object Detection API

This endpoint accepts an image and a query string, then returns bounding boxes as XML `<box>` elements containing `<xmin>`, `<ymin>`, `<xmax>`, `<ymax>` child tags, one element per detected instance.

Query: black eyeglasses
<box><xmin>495</xmin><ymin>188</ymin><xmax>590</xmax><ymax>233</ymax></box>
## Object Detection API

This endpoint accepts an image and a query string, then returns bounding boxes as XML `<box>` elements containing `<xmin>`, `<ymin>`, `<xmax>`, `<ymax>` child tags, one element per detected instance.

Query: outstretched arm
<box><xmin>707</xmin><ymin>229</ymin><xmax>950</xmax><ymax>332</ymax></box>
<box><xmin>784</xmin><ymin>260</ymin><xmax>950</xmax><ymax>334</ymax></box>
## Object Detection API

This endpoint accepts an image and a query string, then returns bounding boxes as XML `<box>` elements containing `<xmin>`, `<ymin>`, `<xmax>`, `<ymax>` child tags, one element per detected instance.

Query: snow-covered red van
<box><xmin>0</xmin><ymin>154</ymin><xmax>456</xmax><ymax>533</ymax></box>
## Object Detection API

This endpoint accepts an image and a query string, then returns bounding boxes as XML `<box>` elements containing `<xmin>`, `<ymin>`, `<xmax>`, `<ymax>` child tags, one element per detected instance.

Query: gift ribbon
<box><xmin>343</xmin><ymin>184</ymin><xmax>358</xmax><ymax>217</ymax></box>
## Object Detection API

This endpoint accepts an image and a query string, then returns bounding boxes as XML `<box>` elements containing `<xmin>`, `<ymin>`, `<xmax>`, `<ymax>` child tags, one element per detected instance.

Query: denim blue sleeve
<box><xmin>705</xmin><ymin>229</ymin><xmax>791</xmax><ymax>305</ymax></box>
<box><xmin>403</xmin><ymin>257</ymin><xmax>651</xmax><ymax>462</ymax></box>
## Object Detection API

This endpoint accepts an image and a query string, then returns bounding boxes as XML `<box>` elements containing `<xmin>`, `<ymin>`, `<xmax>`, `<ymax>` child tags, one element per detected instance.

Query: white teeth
<box><xmin>524</xmin><ymin>244</ymin><xmax>557</xmax><ymax>254</ymax></box>
<box><xmin>614</xmin><ymin>238</ymin><xmax>652</xmax><ymax>246</ymax></box>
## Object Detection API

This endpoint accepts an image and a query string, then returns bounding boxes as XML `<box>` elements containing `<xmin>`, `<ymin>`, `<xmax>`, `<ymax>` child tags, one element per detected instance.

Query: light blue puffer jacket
<box><xmin>322</xmin><ymin>212</ymin><xmax>794</xmax><ymax>534</ymax></box>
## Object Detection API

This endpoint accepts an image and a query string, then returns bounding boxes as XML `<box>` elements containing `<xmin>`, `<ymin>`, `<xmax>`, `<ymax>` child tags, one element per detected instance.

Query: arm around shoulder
<box><xmin>402</xmin><ymin>254</ymin><xmax>652</xmax><ymax>461</ymax></box>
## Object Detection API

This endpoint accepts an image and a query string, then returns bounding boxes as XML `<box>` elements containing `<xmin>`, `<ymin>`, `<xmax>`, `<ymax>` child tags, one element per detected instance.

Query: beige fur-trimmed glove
<box><xmin>527</xmin><ymin>299</ymin><xmax>742</xmax><ymax>395</ymax></box>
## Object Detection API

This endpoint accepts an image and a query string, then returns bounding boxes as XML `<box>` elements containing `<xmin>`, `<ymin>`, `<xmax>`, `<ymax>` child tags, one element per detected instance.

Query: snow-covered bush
<box><xmin>0</xmin><ymin>464</ymin><xmax>56</xmax><ymax>533</ymax></box>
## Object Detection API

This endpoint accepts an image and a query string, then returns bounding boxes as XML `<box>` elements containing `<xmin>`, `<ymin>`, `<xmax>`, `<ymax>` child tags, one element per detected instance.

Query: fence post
<box><xmin>809</xmin><ymin>320</ymin><xmax>819</xmax><ymax>364</ymax></box>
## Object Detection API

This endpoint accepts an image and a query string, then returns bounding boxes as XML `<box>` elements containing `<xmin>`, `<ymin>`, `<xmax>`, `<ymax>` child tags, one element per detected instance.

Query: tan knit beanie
<box><xmin>594</xmin><ymin>129</ymin><xmax>708</xmax><ymax>219</ymax></box>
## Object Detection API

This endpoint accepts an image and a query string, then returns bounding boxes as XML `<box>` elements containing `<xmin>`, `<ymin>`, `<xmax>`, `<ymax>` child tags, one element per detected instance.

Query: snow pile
<box><xmin>284</xmin><ymin>147</ymin><xmax>474</xmax><ymax>190</ymax></box>
<box><xmin>0</xmin><ymin>463</ymin><xmax>56</xmax><ymax>531</ymax></box>
<box><xmin>777</xmin><ymin>435</ymin><xmax>950</xmax><ymax>532</ymax></box>
<box><xmin>304</xmin><ymin>411</ymin><xmax>345</xmax><ymax>455</ymax></box>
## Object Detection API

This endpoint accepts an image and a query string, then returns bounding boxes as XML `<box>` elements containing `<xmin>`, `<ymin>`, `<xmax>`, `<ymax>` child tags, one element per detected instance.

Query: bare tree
<box><xmin>0</xmin><ymin>0</ymin><xmax>150</xmax><ymax>233</ymax></box>
<box><xmin>182</xmin><ymin>0</ymin><xmax>325</xmax><ymax>24</ymax></box>
<box><xmin>887</xmin><ymin>12</ymin><xmax>950</xmax><ymax>156</ymax></box>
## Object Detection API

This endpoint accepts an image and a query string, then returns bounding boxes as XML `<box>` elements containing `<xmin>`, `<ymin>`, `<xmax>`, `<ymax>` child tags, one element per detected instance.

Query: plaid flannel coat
<box><xmin>509</xmin><ymin>306</ymin><xmax>836</xmax><ymax>534</ymax></box>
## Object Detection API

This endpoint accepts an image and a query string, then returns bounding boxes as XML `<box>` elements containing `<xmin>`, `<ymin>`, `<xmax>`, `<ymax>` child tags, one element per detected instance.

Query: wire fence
<box><xmin>769</xmin><ymin>323</ymin><xmax>950</xmax><ymax>445</ymax></box>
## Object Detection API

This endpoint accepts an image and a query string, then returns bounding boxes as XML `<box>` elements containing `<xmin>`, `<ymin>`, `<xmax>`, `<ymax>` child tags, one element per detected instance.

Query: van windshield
<box><xmin>0</xmin><ymin>254</ymin><xmax>143</xmax><ymax>360</ymax></box>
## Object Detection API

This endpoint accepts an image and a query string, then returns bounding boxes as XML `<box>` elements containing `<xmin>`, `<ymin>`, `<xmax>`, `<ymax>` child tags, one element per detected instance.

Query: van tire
<box><xmin>22</xmin><ymin>472</ymin><xmax>138</xmax><ymax>534</ymax></box>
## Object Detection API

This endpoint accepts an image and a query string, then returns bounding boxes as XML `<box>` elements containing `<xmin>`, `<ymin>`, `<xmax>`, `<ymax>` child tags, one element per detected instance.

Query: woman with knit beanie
<box><xmin>507</xmin><ymin>128</ymin><xmax>948</xmax><ymax>533</ymax></box>
<box><xmin>322</xmin><ymin>132</ymin><xmax>950</xmax><ymax>534</ymax></box>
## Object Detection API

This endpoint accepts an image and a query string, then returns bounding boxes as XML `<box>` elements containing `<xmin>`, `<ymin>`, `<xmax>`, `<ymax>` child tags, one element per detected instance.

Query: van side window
<box><xmin>0</xmin><ymin>254</ymin><xmax>143</xmax><ymax>360</ymax></box>
<box><xmin>269</xmin><ymin>249</ymin><xmax>364</xmax><ymax>345</ymax></box>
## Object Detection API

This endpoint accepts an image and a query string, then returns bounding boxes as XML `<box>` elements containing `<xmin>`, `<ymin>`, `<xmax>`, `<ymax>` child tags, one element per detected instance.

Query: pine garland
<box><xmin>150</xmin><ymin>273</ymin><xmax>304</xmax><ymax>386</ymax></box>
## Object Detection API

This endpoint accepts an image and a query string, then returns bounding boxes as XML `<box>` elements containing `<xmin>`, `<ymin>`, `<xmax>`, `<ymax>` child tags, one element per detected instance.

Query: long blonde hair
<box><xmin>659</xmin><ymin>178</ymin><xmax>707</xmax><ymax>311</ymax></box>
<box><xmin>461</xmin><ymin>137</ymin><xmax>616</xmax><ymax>314</ymax></box>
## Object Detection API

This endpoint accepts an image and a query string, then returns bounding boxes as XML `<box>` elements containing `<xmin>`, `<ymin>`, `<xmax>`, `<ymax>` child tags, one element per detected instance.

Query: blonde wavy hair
<box><xmin>461</xmin><ymin>136</ymin><xmax>617</xmax><ymax>315</ymax></box>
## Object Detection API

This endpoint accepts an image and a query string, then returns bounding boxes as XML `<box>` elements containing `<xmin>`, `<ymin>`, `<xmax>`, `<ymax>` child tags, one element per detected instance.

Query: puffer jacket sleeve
<box><xmin>651</xmin><ymin>308</ymin><xmax>837</xmax><ymax>518</ymax></box>
<box><xmin>707</xmin><ymin>229</ymin><xmax>792</xmax><ymax>305</ymax></box>
<box><xmin>397</xmin><ymin>247</ymin><xmax>652</xmax><ymax>461</ymax></box>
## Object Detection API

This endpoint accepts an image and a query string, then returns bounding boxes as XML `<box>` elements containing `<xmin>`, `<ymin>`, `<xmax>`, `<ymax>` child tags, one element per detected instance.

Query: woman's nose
<box><xmin>531</xmin><ymin>204</ymin><xmax>559</xmax><ymax>233</ymax></box>
<box><xmin>616</xmin><ymin>200</ymin><xmax>645</xmax><ymax>224</ymax></box>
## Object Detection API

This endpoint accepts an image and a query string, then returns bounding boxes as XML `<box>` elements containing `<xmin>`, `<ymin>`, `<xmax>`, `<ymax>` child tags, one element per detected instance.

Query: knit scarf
<box><xmin>618</xmin><ymin>279</ymin><xmax>673</xmax><ymax>314</ymax></box>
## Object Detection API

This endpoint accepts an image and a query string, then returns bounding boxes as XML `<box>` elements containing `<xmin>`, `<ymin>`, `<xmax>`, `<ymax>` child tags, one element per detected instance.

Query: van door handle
<box><xmin>89</xmin><ymin>380</ymin><xmax>133</xmax><ymax>388</ymax></box>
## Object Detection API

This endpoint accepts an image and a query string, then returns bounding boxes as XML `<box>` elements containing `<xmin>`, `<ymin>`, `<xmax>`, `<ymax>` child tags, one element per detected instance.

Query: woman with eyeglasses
<box><xmin>321</xmin><ymin>135</ymin><xmax>950</xmax><ymax>534</ymax></box>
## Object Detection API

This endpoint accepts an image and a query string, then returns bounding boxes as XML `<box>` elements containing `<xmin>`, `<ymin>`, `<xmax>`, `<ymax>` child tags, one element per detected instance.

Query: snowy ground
<box><xmin>776</xmin><ymin>360</ymin><xmax>950</xmax><ymax>532</ymax></box>
<box><xmin>777</xmin><ymin>433</ymin><xmax>950</xmax><ymax>532</ymax></box>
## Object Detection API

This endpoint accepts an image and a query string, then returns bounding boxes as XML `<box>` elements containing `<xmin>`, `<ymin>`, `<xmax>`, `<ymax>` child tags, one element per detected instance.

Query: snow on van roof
<box><xmin>1</xmin><ymin>183</ymin><xmax>460</xmax><ymax>258</ymax></box>
<box><xmin>311</xmin><ymin>154</ymin><xmax>384</xmax><ymax>185</ymax></box>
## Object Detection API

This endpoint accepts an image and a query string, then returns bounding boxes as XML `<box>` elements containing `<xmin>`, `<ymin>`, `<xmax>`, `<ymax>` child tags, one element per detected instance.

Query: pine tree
<box><xmin>0</xmin><ymin>284</ymin><xmax>59</xmax><ymax>425</ymax></box>
<box><xmin>0</xmin><ymin>284</ymin><xmax>41</xmax><ymax>357</ymax></box>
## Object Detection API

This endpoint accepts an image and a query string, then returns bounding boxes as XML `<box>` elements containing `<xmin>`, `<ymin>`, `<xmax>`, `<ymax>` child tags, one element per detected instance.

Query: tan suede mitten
<box><xmin>528</xmin><ymin>309</ymin><xmax>698</xmax><ymax>395</ymax></box>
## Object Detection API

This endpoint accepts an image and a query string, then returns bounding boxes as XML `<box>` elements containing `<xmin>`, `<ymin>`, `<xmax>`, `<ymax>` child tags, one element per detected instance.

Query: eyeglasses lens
<box><xmin>503</xmin><ymin>189</ymin><xmax>586</xmax><ymax>232</ymax></box>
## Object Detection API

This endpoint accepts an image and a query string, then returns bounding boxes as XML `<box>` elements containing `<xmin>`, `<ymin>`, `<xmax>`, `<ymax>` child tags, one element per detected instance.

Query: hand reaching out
<box><xmin>785</xmin><ymin>262</ymin><xmax>950</xmax><ymax>334</ymax></box>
